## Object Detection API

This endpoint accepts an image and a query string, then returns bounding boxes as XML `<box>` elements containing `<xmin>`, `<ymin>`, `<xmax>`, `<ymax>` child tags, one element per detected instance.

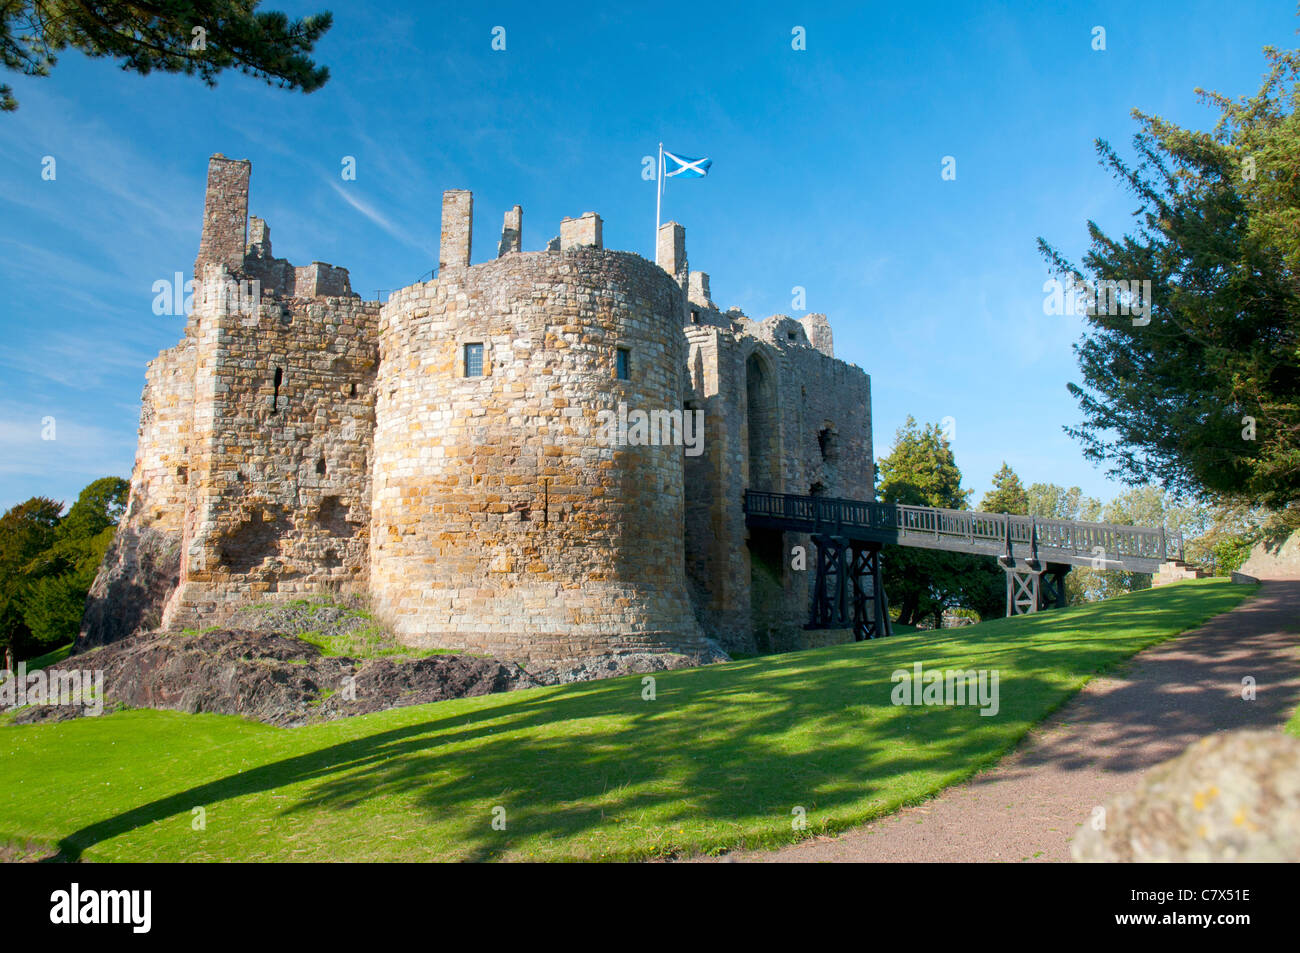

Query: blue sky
<box><xmin>0</xmin><ymin>0</ymin><xmax>1295</xmax><ymax>512</ymax></box>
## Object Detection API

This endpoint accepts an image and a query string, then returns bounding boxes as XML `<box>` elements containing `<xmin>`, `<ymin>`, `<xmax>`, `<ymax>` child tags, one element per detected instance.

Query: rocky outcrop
<box><xmin>1239</xmin><ymin>530</ymin><xmax>1300</xmax><ymax>581</ymax></box>
<box><xmin>530</xmin><ymin>643</ymin><xmax>730</xmax><ymax>684</ymax></box>
<box><xmin>1072</xmin><ymin>730</ymin><xmax>1300</xmax><ymax>862</ymax></box>
<box><xmin>13</xmin><ymin>629</ymin><xmax>540</xmax><ymax>727</ymax></box>
<box><xmin>9</xmin><ymin>623</ymin><xmax>728</xmax><ymax>728</ymax></box>
<box><xmin>76</xmin><ymin>525</ymin><xmax>181</xmax><ymax>650</ymax></box>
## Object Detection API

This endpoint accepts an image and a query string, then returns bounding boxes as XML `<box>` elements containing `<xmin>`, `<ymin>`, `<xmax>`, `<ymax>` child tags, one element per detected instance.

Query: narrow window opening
<box><xmin>349</xmin><ymin>382</ymin><xmax>357</xmax><ymax>398</ymax></box>
<box><xmin>616</xmin><ymin>348</ymin><xmax>630</xmax><ymax>381</ymax></box>
<box><xmin>690</xmin><ymin>309</ymin><xmax>700</xmax><ymax>324</ymax></box>
<box><xmin>464</xmin><ymin>343</ymin><xmax>484</xmax><ymax>377</ymax></box>
<box><xmin>316</xmin><ymin>456</ymin><xmax>327</xmax><ymax>475</ymax></box>
<box><xmin>272</xmin><ymin>366</ymin><xmax>283</xmax><ymax>414</ymax></box>
<box><xmin>817</xmin><ymin>426</ymin><xmax>837</xmax><ymax>461</ymax></box>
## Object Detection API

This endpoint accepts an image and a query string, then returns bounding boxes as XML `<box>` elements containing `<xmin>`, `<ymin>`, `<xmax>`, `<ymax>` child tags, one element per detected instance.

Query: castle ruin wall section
<box><xmin>159</xmin><ymin>265</ymin><xmax>380</xmax><ymax>630</ymax></box>
<box><xmin>77</xmin><ymin>335</ymin><xmax>197</xmax><ymax>647</ymax></box>
<box><xmin>681</xmin><ymin>312</ymin><xmax>873</xmax><ymax>654</ymax></box>
<box><xmin>370</xmin><ymin>247</ymin><xmax>707</xmax><ymax>662</ymax></box>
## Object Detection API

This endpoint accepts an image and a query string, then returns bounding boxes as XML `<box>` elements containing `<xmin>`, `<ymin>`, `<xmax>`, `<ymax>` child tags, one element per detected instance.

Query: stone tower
<box><xmin>370</xmin><ymin>193</ymin><xmax>707</xmax><ymax>661</ymax></box>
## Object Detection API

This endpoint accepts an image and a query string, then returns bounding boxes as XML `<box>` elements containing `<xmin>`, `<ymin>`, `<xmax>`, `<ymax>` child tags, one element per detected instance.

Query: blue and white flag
<box><xmin>663</xmin><ymin>151</ymin><xmax>712</xmax><ymax>178</ymax></box>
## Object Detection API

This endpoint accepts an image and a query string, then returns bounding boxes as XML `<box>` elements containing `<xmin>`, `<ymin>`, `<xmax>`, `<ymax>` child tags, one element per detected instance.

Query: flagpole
<box><xmin>655</xmin><ymin>142</ymin><xmax>664</xmax><ymax>259</ymax></box>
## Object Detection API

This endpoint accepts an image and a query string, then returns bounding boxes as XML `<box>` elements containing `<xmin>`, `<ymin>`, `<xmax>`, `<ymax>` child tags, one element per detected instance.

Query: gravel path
<box><xmin>721</xmin><ymin>577</ymin><xmax>1300</xmax><ymax>863</ymax></box>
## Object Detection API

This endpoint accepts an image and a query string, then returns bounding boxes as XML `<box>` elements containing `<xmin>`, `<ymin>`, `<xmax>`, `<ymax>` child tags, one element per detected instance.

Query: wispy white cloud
<box><xmin>0</xmin><ymin>326</ymin><xmax>158</xmax><ymax>392</ymax></box>
<box><xmin>0</xmin><ymin>401</ymin><xmax>135</xmax><ymax>511</ymax></box>
<box><xmin>0</xmin><ymin>89</ymin><xmax>194</xmax><ymax>246</ymax></box>
<box><xmin>327</xmin><ymin>179</ymin><xmax>437</xmax><ymax>257</ymax></box>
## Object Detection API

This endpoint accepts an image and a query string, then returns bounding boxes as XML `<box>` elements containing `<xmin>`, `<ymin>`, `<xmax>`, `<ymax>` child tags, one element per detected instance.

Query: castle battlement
<box><xmin>83</xmin><ymin>154</ymin><xmax>875</xmax><ymax>661</ymax></box>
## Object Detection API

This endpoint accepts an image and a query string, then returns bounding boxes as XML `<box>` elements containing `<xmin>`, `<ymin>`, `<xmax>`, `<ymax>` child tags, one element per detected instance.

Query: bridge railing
<box><xmin>743</xmin><ymin>491</ymin><xmax>1176</xmax><ymax>564</ymax></box>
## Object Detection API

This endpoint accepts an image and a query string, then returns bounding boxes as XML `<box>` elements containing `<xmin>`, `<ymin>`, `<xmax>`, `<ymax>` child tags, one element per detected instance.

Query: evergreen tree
<box><xmin>1</xmin><ymin>1</ymin><xmax>332</xmax><ymax>112</ymax></box>
<box><xmin>876</xmin><ymin>418</ymin><xmax>999</xmax><ymax>625</ymax></box>
<box><xmin>980</xmin><ymin>462</ymin><xmax>1029</xmax><ymax>515</ymax></box>
<box><xmin>1039</xmin><ymin>44</ymin><xmax>1300</xmax><ymax>507</ymax></box>
<box><xmin>876</xmin><ymin>416</ymin><xmax>969</xmax><ymax>509</ymax></box>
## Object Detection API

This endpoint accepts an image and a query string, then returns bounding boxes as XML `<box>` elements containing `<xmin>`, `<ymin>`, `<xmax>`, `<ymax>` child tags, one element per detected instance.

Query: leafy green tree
<box><xmin>16</xmin><ymin>479</ymin><xmax>127</xmax><ymax>655</ymax></box>
<box><xmin>876</xmin><ymin>418</ymin><xmax>1000</xmax><ymax>625</ymax></box>
<box><xmin>0</xmin><ymin>496</ymin><xmax>62</xmax><ymax>669</ymax></box>
<box><xmin>0</xmin><ymin>478</ymin><xmax>129</xmax><ymax>665</ymax></box>
<box><xmin>1180</xmin><ymin>497</ymin><xmax>1276</xmax><ymax>575</ymax></box>
<box><xmin>1026</xmin><ymin>483</ymin><xmax>1091</xmax><ymax>522</ymax></box>
<box><xmin>980</xmin><ymin>462</ymin><xmax>1029</xmax><ymax>515</ymax></box>
<box><xmin>1039</xmin><ymin>44</ymin><xmax>1300</xmax><ymax>508</ymax></box>
<box><xmin>55</xmin><ymin>477</ymin><xmax>127</xmax><ymax>544</ymax></box>
<box><xmin>1</xmin><ymin>0</ymin><xmax>333</xmax><ymax>112</ymax></box>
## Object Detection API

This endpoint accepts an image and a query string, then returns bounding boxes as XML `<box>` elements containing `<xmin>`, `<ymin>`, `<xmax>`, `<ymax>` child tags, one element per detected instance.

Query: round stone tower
<box><xmin>370</xmin><ymin>231</ymin><xmax>707</xmax><ymax>662</ymax></box>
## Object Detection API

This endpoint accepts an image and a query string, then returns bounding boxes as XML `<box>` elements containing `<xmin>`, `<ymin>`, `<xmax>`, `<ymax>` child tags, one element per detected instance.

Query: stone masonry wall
<box><xmin>127</xmin><ymin>339</ymin><xmax>198</xmax><ymax>535</ymax></box>
<box><xmin>162</xmin><ymin>267</ymin><xmax>379</xmax><ymax>629</ymax></box>
<box><xmin>681</xmin><ymin>304</ymin><xmax>873</xmax><ymax>654</ymax></box>
<box><xmin>371</xmin><ymin>247</ymin><xmax>707</xmax><ymax>662</ymax></box>
<box><xmin>683</xmin><ymin>324</ymin><xmax>750</xmax><ymax>649</ymax></box>
<box><xmin>195</xmin><ymin>156</ymin><xmax>249</xmax><ymax>274</ymax></box>
<box><xmin>78</xmin><ymin>334</ymin><xmax>197</xmax><ymax>647</ymax></box>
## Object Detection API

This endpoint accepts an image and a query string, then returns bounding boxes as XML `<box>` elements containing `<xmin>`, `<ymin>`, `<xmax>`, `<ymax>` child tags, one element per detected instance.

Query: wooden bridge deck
<box><xmin>742</xmin><ymin>491</ymin><xmax>1179</xmax><ymax>575</ymax></box>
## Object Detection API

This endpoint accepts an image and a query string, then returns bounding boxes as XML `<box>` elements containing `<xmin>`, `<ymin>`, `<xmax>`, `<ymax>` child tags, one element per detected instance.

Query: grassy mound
<box><xmin>0</xmin><ymin>579</ymin><xmax>1251</xmax><ymax>862</ymax></box>
<box><xmin>229</xmin><ymin>599</ymin><xmax>460</xmax><ymax>660</ymax></box>
<box><xmin>21</xmin><ymin>643</ymin><xmax>73</xmax><ymax>671</ymax></box>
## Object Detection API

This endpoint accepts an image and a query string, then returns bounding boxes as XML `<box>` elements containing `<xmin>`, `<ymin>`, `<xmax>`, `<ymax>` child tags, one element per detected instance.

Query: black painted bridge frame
<box><xmin>743</xmin><ymin>490</ymin><xmax>1183</xmax><ymax>639</ymax></box>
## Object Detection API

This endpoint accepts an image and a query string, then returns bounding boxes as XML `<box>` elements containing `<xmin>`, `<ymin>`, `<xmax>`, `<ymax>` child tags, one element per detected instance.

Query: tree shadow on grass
<box><xmin>44</xmin><ymin>582</ymin><xmax>1257</xmax><ymax>862</ymax></box>
<box><xmin>960</xmin><ymin>579</ymin><xmax>1300</xmax><ymax>779</ymax></box>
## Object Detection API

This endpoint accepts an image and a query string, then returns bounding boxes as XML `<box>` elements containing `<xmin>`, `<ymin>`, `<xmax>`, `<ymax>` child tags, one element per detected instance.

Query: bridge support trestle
<box><xmin>1039</xmin><ymin>563</ymin><xmax>1071</xmax><ymax>611</ymax></box>
<box><xmin>809</xmin><ymin>534</ymin><xmax>850</xmax><ymax>628</ymax></box>
<box><xmin>850</xmin><ymin>542</ymin><xmax>892</xmax><ymax>641</ymax></box>
<box><xmin>808</xmin><ymin>536</ymin><xmax>892</xmax><ymax>639</ymax></box>
<box><xmin>1002</xmin><ymin>560</ymin><xmax>1072</xmax><ymax>616</ymax></box>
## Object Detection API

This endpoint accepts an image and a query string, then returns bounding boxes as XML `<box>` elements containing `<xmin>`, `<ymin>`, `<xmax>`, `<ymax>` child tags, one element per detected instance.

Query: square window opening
<box><xmin>464</xmin><ymin>343</ymin><xmax>484</xmax><ymax>377</ymax></box>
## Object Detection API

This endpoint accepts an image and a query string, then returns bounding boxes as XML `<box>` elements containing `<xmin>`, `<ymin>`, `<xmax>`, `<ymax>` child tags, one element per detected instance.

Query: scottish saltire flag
<box><xmin>663</xmin><ymin>151</ymin><xmax>712</xmax><ymax>178</ymax></box>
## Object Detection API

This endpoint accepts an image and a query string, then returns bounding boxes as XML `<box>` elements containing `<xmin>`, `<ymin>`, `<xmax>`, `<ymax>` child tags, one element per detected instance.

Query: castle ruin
<box><xmin>82</xmin><ymin>155</ymin><xmax>874</xmax><ymax>663</ymax></box>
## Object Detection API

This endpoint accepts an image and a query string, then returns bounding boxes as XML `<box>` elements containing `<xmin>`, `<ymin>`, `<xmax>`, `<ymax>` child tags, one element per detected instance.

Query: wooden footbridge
<box><xmin>743</xmin><ymin>490</ymin><xmax>1184</xmax><ymax>642</ymax></box>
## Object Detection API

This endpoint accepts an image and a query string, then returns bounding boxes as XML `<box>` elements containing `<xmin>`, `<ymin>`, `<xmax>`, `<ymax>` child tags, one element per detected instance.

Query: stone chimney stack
<box><xmin>440</xmin><ymin>190</ymin><xmax>473</xmax><ymax>271</ymax></box>
<box><xmin>247</xmin><ymin>216</ymin><xmax>271</xmax><ymax>258</ymax></box>
<box><xmin>498</xmin><ymin>205</ymin><xmax>522</xmax><ymax>257</ymax></box>
<box><xmin>657</xmin><ymin>221</ymin><xmax>686</xmax><ymax>288</ymax></box>
<box><xmin>688</xmin><ymin>271</ymin><xmax>713</xmax><ymax>309</ymax></box>
<box><xmin>196</xmin><ymin>154</ymin><xmax>250</xmax><ymax>275</ymax></box>
<box><xmin>560</xmin><ymin>212</ymin><xmax>603</xmax><ymax>250</ymax></box>
<box><xmin>799</xmin><ymin>313</ymin><xmax>834</xmax><ymax>357</ymax></box>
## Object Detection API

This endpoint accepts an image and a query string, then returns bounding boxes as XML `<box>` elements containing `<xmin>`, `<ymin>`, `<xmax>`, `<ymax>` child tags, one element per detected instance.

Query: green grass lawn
<box><xmin>21</xmin><ymin>643</ymin><xmax>73</xmax><ymax>672</ymax></box>
<box><xmin>0</xmin><ymin>578</ymin><xmax>1253</xmax><ymax>862</ymax></box>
